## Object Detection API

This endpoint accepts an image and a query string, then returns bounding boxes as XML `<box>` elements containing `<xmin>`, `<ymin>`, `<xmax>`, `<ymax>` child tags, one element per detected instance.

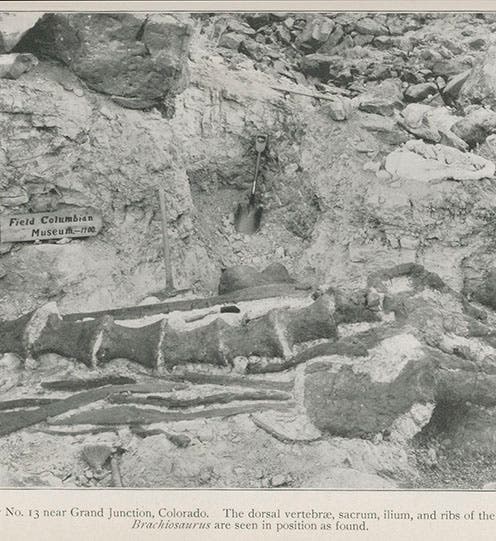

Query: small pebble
<box><xmin>94</xmin><ymin>469</ymin><xmax>107</xmax><ymax>480</ymax></box>
<box><xmin>166</xmin><ymin>433</ymin><xmax>191</xmax><ymax>448</ymax></box>
<box><xmin>270</xmin><ymin>474</ymin><xmax>289</xmax><ymax>487</ymax></box>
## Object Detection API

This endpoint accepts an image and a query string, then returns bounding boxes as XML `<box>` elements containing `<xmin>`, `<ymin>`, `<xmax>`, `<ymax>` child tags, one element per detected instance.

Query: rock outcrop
<box><xmin>460</xmin><ymin>44</ymin><xmax>496</xmax><ymax>108</ymax></box>
<box><xmin>0</xmin><ymin>12</ymin><xmax>43</xmax><ymax>52</ymax></box>
<box><xmin>0</xmin><ymin>52</ymin><xmax>38</xmax><ymax>79</ymax></box>
<box><xmin>451</xmin><ymin>107</ymin><xmax>496</xmax><ymax>147</ymax></box>
<box><xmin>218</xmin><ymin>263</ymin><xmax>295</xmax><ymax>294</ymax></box>
<box><xmin>16</xmin><ymin>13</ymin><xmax>193</xmax><ymax>108</ymax></box>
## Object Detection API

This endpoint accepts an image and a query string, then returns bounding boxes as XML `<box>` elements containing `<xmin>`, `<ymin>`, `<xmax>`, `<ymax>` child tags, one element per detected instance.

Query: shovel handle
<box><xmin>250</xmin><ymin>151</ymin><xmax>262</xmax><ymax>199</ymax></box>
<box><xmin>255</xmin><ymin>134</ymin><xmax>268</xmax><ymax>152</ymax></box>
<box><xmin>250</xmin><ymin>134</ymin><xmax>268</xmax><ymax>200</ymax></box>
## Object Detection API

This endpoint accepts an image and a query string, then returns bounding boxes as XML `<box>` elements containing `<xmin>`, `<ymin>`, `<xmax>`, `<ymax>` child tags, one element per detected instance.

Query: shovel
<box><xmin>234</xmin><ymin>134</ymin><xmax>268</xmax><ymax>234</ymax></box>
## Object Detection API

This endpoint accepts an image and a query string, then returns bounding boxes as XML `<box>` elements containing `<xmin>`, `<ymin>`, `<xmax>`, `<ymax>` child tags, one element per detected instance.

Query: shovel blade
<box><xmin>234</xmin><ymin>203</ymin><xmax>263</xmax><ymax>234</ymax></box>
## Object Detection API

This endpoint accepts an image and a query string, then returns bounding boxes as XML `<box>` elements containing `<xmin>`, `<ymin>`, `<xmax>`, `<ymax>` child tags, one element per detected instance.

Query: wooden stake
<box><xmin>158</xmin><ymin>187</ymin><xmax>175</xmax><ymax>292</ymax></box>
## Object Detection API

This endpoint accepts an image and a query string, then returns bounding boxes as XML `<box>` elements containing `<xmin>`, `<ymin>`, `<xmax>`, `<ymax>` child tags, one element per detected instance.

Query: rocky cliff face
<box><xmin>2</xmin><ymin>11</ymin><xmax>496</xmax><ymax>489</ymax></box>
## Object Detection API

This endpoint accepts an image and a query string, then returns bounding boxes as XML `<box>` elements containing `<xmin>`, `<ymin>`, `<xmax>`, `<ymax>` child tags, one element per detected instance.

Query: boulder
<box><xmin>321</xmin><ymin>96</ymin><xmax>354</xmax><ymax>121</ymax></box>
<box><xmin>459</xmin><ymin>45</ymin><xmax>496</xmax><ymax>108</ymax></box>
<box><xmin>224</xmin><ymin>18</ymin><xmax>256</xmax><ymax>36</ymax></box>
<box><xmin>317</xmin><ymin>25</ymin><xmax>344</xmax><ymax>54</ymax></box>
<box><xmin>218</xmin><ymin>264</ymin><xmax>294</xmax><ymax>294</ymax></box>
<box><xmin>432</xmin><ymin>58</ymin><xmax>473</xmax><ymax>79</ymax></box>
<box><xmin>82</xmin><ymin>445</ymin><xmax>113</xmax><ymax>470</ymax></box>
<box><xmin>239</xmin><ymin>39</ymin><xmax>266</xmax><ymax>62</ymax></box>
<box><xmin>295</xmin><ymin>16</ymin><xmax>334</xmax><ymax>53</ymax></box>
<box><xmin>243</xmin><ymin>13</ymin><xmax>272</xmax><ymax>30</ymax></box>
<box><xmin>0</xmin><ymin>53</ymin><xmax>38</xmax><ymax>79</ymax></box>
<box><xmin>424</xmin><ymin>401</ymin><xmax>496</xmax><ymax>455</ymax></box>
<box><xmin>218</xmin><ymin>32</ymin><xmax>244</xmax><ymax>51</ymax></box>
<box><xmin>219</xmin><ymin>265</ymin><xmax>270</xmax><ymax>294</ymax></box>
<box><xmin>367</xmin><ymin>63</ymin><xmax>395</xmax><ymax>82</ymax></box>
<box><xmin>384</xmin><ymin>139</ymin><xmax>495</xmax><ymax>182</ymax></box>
<box><xmin>332</xmin><ymin>34</ymin><xmax>354</xmax><ymax>54</ymax></box>
<box><xmin>17</xmin><ymin>13</ymin><xmax>193</xmax><ymax>106</ymax></box>
<box><xmin>396</xmin><ymin>103</ymin><xmax>467</xmax><ymax>149</ymax></box>
<box><xmin>467</xmin><ymin>37</ymin><xmax>487</xmax><ymax>50</ymax></box>
<box><xmin>354</xmin><ymin>17</ymin><xmax>388</xmax><ymax>36</ymax></box>
<box><xmin>274</xmin><ymin>24</ymin><xmax>292</xmax><ymax>45</ymax></box>
<box><xmin>386</xmin><ymin>14</ymin><xmax>423</xmax><ymax>35</ymax></box>
<box><xmin>260</xmin><ymin>262</ymin><xmax>294</xmax><ymax>284</ymax></box>
<box><xmin>299</xmin><ymin>53</ymin><xmax>334</xmax><ymax>80</ymax></box>
<box><xmin>404</xmin><ymin>82</ymin><xmax>438</xmax><ymax>103</ymax></box>
<box><xmin>283</xmin><ymin>17</ymin><xmax>294</xmax><ymax>29</ymax></box>
<box><xmin>451</xmin><ymin>107</ymin><xmax>496</xmax><ymax>148</ymax></box>
<box><xmin>442</xmin><ymin>69</ymin><xmax>471</xmax><ymax>102</ymax></box>
<box><xmin>469</xmin><ymin>267</ymin><xmax>496</xmax><ymax>311</ymax></box>
<box><xmin>354</xmin><ymin>34</ymin><xmax>375</xmax><ymax>47</ymax></box>
<box><xmin>360</xmin><ymin>113</ymin><xmax>406</xmax><ymax>145</ymax></box>
<box><xmin>358</xmin><ymin>79</ymin><xmax>404</xmax><ymax>116</ymax></box>
<box><xmin>0</xmin><ymin>12</ymin><xmax>43</xmax><ymax>53</ymax></box>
